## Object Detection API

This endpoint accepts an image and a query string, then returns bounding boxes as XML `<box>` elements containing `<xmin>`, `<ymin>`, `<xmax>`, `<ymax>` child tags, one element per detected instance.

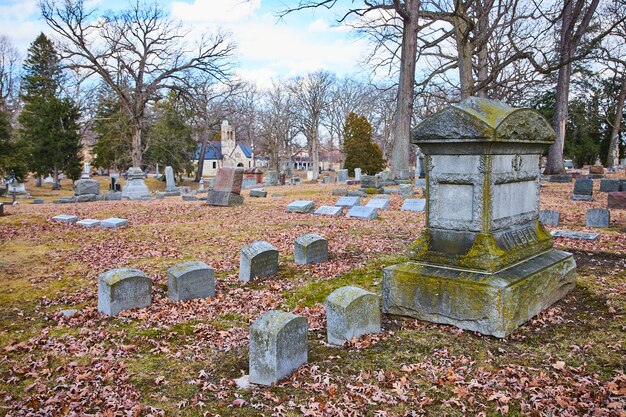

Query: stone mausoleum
<box><xmin>382</xmin><ymin>97</ymin><xmax>577</xmax><ymax>338</ymax></box>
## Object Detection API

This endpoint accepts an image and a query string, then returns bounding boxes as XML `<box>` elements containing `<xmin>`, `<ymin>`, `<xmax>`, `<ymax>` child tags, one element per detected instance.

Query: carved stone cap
<box><xmin>412</xmin><ymin>97</ymin><xmax>555</xmax><ymax>144</ymax></box>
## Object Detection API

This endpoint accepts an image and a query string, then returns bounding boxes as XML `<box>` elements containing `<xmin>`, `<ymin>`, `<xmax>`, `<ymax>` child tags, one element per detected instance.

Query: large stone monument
<box><xmin>206</xmin><ymin>167</ymin><xmax>244</xmax><ymax>206</ymax></box>
<box><xmin>382</xmin><ymin>97</ymin><xmax>576</xmax><ymax>338</ymax></box>
<box><xmin>121</xmin><ymin>167</ymin><xmax>151</xmax><ymax>200</ymax></box>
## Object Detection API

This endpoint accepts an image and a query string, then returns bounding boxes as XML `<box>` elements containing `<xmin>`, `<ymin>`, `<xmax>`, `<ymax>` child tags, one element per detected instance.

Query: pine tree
<box><xmin>19</xmin><ymin>33</ymin><xmax>82</xmax><ymax>188</ymax></box>
<box><xmin>343</xmin><ymin>112</ymin><xmax>385</xmax><ymax>176</ymax></box>
<box><xmin>0</xmin><ymin>102</ymin><xmax>28</xmax><ymax>182</ymax></box>
<box><xmin>92</xmin><ymin>86</ymin><xmax>133</xmax><ymax>170</ymax></box>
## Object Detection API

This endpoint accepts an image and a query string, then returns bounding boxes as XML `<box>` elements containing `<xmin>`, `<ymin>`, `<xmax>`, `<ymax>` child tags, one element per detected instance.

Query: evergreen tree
<box><xmin>92</xmin><ymin>86</ymin><xmax>133</xmax><ymax>170</ymax></box>
<box><xmin>145</xmin><ymin>91</ymin><xmax>195</xmax><ymax>176</ymax></box>
<box><xmin>343</xmin><ymin>112</ymin><xmax>385</xmax><ymax>176</ymax></box>
<box><xmin>0</xmin><ymin>102</ymin><xmax>28</xmax><ymax>182</ymax></box>
<box><xmin>19</xmin><ymin>33</ymin><xmax>82</xmax><ymax>188</ymax></box>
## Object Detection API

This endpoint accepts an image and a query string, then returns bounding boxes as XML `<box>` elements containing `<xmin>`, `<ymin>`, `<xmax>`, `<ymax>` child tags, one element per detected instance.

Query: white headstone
<box><xmin>366</xmin><ymin>199</ymin><xmax>390</xmax><ymax>210</ymax></box>
<box><xmin>401</xmin><ymin>199</ymin><xmax>426</xmax><ymax>212</ymax></box>
<box><xmin>346</xmin><ymin>206</ymin><xmax>378</xmax><ymax>220</ymax></box>
<box><xmin>314</xmin><ymin>205</ymin><xmax>344</xmax><ymax>216</ymax></box>
<box><xmin>335</xmin><ymin>196</ymin><xmax>360</xmax><ymax>208</ymax></box>
<box><xmin>354</xmin><ymin>168</ymin><xmax>362</xmax><ymax>181</ymax></box>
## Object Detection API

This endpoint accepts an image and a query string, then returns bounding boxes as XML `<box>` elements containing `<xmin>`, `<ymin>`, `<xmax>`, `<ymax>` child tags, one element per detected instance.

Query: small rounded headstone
<box><xmin>98</xmin><ymin>268</ymin><xmax>152</xmax><ymax>316</ymax></box>
<box><xmin>326</xmin><ymin>286</ymin><xmax>381</xmax><ymax>345</ymax></box>
<box><xmin>239</xmin><ymin>241</ymin><xmax>279</xmax><ymax>282</ymax></box>
<box><xmin>249</xmin><ymin>310</ymin><xmax>308</xmax><ymax>386</ymax></box>
<box><xmin>167</xmin><ymin>261</ymin><xmax>215</xmax><ymax>301</ymax></box>
<box><xmin>294</xmin><ymin>233</ymin><xmax>328</xmax><ymax>264</ymax></box>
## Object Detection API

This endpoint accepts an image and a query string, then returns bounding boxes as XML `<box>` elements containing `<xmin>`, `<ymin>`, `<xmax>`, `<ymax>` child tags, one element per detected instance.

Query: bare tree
<box><xmin>0</xmin><ymin>35</ymin><xmax>20</xmax><ymax>113</ymax></box>
<box><xmin>288</xmin><ymin>70</ymin><xmax>334</xmax><ymax>179</ymax></box>
<box><xmin>40</xmin><ymin>0</ymin><xmax>236</xmax><ymax>168</ymax></box>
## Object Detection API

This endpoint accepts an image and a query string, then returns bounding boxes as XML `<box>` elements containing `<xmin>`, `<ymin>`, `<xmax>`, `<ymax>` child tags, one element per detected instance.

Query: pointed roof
<box><xmin>412</xmin><ymin>97</ymin><xmax>555</xmax><ymax>144</ymax></box>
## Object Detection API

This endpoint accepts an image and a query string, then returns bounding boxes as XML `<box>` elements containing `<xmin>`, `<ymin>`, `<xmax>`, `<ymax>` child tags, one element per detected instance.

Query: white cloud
<box><xmin>171</xmin><ymin>0</ymin><xmax>261</xmax><ymax>23</ymax></box>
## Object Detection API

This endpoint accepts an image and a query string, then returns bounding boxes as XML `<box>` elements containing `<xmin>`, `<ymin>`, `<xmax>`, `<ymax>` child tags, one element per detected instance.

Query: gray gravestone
<box><xmin>76</xmin><ymin>219</ymin><xmax>100</xmax><ymax>228</ymax></box>
<box><xmin>401</xmin><ymin>199</ymin><xmax>426</xmax><ymax>212</ymax></box>
<box><xmin>346</xmin><ymin>205</ymin><xmax>378</xmax><ymax>220</ymax></box>
<box><xmin>383</xmin><ymin>97</ymin><xmax>576</xmax><ymax>338</ymax></box>
<box><xmin>326</xmin><ymin>286</ymin><xmax>381</xmax><ymax>345</ymax></box>
<box><xmin>366</xmin><ymin>198</ymin><xmax>390</xmax><ymax>210</ymax></box>
<box><xmin>167</xmin><ymin>261</ymin><xmax>215</xmax><ymax>301</ymax></box>
<box><xmin>164</xmin><ymin>166</ymin><xmax>179</xmax><ymax>193</ymax></box>
<box><xmin>122</xmin><ymin>167</ymin><xmax>151</xmax><ymax>200</ymax></box>
<box><xmin>100</xmin><ymin>217</ymin><xmax>128</xmax><ymax>229</ymax></box>
<box><xmin>249</xmin><ymin>310</ymin><xmax>308</xmax><ymax>386</ymax></box>
<box><xmin>399</xmin><ymin>184</ymin><xmax>414</xmax><ymax>198</ymax></box>
<box><xmin>98</xmin><ymin>268</ymin><xmax>152</xmax><ymax>316</ymax></box>
<box><xmin>242</xmin><ymin>177</ymin><xmax>257</xmax><ymax>189</ymax></box>
<box><xmin>322</xmin><ymin>176</ymin><xmax>332</xmax><ymax>184</ymax></box>
<box><xmin>383</xmin><ymin>187</ymin><xmax>399</xmax><ymax>194</ymax></box>
<box><xmin>294</xmin><ymin>233</ymin><xmax>328</xmax><ymax>264</ymax></box>
<box><xmin>586</xmin><ymin>208</ymin><xmax>610</xmax><ymax>228</ymax></box>
<box><xmin>337</xmin><ymin>169</ymin><xmax>348</xmax><ymax>182</ymax></box>
<box><xmin>354</xmin><ymin>168</ymin><xmax>362</xmax><ymax>181</ymax></box>
<box><xmin>313</xmin><ymin>205</ymin><xmax>344</xmax><ymax>216</ymax></box>
<box><xmin>206</xmin><ymin>191</ymin><xmax>244</xmax><ymax>206</ymax></box>
<box><xmin>250</xmin><ymin>189</ymin><xmax>267</xmax><ymax>198</ymax></box>
<box><xmin>539</xmin><ymin>210</ymin><xmax>560</xmax><ymax>226</ymax></box>
<box><xmin>32</xmin><ymin>199</ymin><xmax>44</xmax><ymax>204</ymax></box>
<box><xmin>286</xmin><ymin>200</ymin><xmax>314</xmax><ymax>213</ymax></box>
<box><xmin>551</xmin><ymin>230</ymin><xmax>599</xmax><ymax>240</ymax></box>
<box><xmin>52</xmin><ymin>214</ymin><xmax>78</xmax><ymax>223</ymax></box>
<box><xmin>361</xmin><ymin>175</ymin><xmax>380</xmax><ymax>190</ymax></box>
<box><xmin>348</xmin><ymin>190</ymin><xmax>367</xmax><ymax>197</ymax></box>
<box><xmin>599</xmin><ymin>179</ymin><xmax>620</xmax><ymax>192</ymax></box>
<box><xmin>572</xmin><ymin>178</ymin><xmax>593</xmax><ymax>201</ymax></box>
<box><xmin>332</xmin><ymin>188</ymin><xmax>348</xmax><ymax>196</ymax></box>
<box><xmin>549</xmin><ymin>175</ymin><xmax>572</xmax><ymax>183</ymax></box>
<box><xmin>74</xmin><ymin>179</ymin><xmax>100</xmax><ymax>196</ymax></box>
<box><xmin>335</xmin><ymin>196</ymin><xmax>360</xmax><ymax>208</ymax></box>
<box><xmin>264</xmin><ymin>170</ymin><xmax>278</xmax><ymax>186</ymax></box>
<box><xmin>239</xmin><ymin>241</ymin><xmax>279</xmax><ymax>282</ymax></box>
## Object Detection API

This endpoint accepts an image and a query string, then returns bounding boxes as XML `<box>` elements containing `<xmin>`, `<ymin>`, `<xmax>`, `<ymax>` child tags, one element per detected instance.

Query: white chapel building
<box><xmin>193</xmin><ymin>120</ymin><xmax>254</xmax><ymax>177</ymax></box>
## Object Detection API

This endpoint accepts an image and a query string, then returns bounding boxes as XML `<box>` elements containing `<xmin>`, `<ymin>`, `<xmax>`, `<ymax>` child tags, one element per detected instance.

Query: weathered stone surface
<box><xmin>105</xmin><ymin>192</ymin><xmax>122</xmax><ymax>201</ymax></box>
<box><xmin>401</xmin><ymin>199</ymin><xmax>426</xmax><ymax>212</ymax></box>
<box><xmin>286</xmin><ymin>200</ymin><xmax>314</xmax><ymax>213</ymax></box>
<box><xmin>572</xmin><ymin>194</ymin><xmax>593</xmax><ymax>201</ymax></box>
<box><xmin>539</xmin><ymin>210</ymin><xmax>560</xmax><ymax>226</ymax></box>
<box><xmin>551</xmin><ymin>230</ymin><xmax>599</xmax><ymax>240</ymax></box>
<box><xmin>600</xmin><ymin>179</ymin><xmax>621</xmax><ymax>192</ymax></box>
<box><xmin>335</xmin><ymin>196</ymin><xmax>360</xmax><ymax>208</ymax></box>
<box><xmin>76</xmin><ymin>219</ymin><xmax>100</xmax><ymax>228</ymax></box>
<box><xmin>53</xmin><ymin>197</ymin><xmax>76</xmax><ymax>204</ymax></box>
<box><xmin>242</xmin><ymin>177</ymin><xmax>258</xmax><ymax>189</ymax></box>
<box><xmin>250</xmin><ymin>189</ymin><xmax>267</xmax><ymax>198</ymax></box>
<box><xmin>206</xmin><ymin>190</ymin><xmax>244</xmax><ymax>206</ymax></box>
<box><xmin>348</xmin><ymin>190</ymin><xmax>366</xmax><ymax>197</ymax></box>
<box><xmin>214</xmin><ymin>167</ymin><xmax>244</xmax><ymax>195</ymax></box>
<box><xmin>167</xmin><ymin>261</ymin><xmax>215</xmax><ymax>301</ymax></box>
<box><xmin>322</xmin><ymin>176</ymin><xmax>332</xmax><ymax>184</ymax></box>
<box><xmin>337</xmin><ymin>169</ymin><xmax>348</xmax><ymax>182</ymax></box>
<box><xmin>589</xmin><ymin>165</ymin><xmax>604</xmax><ymax>174</ymax></box>
<box><xmin>100</xmin><ymin>217</ymin><xmax>128</xmax><ymax>229</ymax></box>
<box><xmin>181</xmin><ymin>195</ymin><xmax>197</xmax><ymax>201</ymax></box>
<box><xmin>294</xmin><ymin>233</ymin><xmax>328</xmax><ymax>264</ymax></box>
<box><xmin>239</xmin><ymin>241</ymin><xmax>279</xmax><ymax>282</ymax></box>
<box><xmin>573</xmin><ymin>178</ymin><xmax>593</xmax><ymax>196</ymax></box>
<box><xmin>76</xmin><ymin>194</ymin><xmax>98</xmax><ymax>203</ymax></box>
<box><xmin>608</xmin><ymin>191</ymin><xmax>626</xmax><ymax>209</ymax></box>
<box><xmin>415</xmin><ymin>179</ymin><xmax>426</xmax><ymax>188</ymax></box>
<box><xmin>354</xmin><ymin>168</ymin><xmax>362</xmax><ymax>181</ymax></box>
<box><xmin>122</xmin><ymin>167</ymin><xmax>151</xmax><ymax>200</ymax></box>
<box><xmin>383</xmin><ymin>187</ymin><xmax>399</xmax><ymax>195</ymax></box>
<box><xmin>98</xmin><ymin>268</ymin><xmax>152</xmax><ymax>316</ymax></box>
<box><xmin>32</xmin><ymin>199</ymin><xmax>44</xmax><ymax>204</ymax></box>
<box><xmin>360</xmin><ymin>175</ymin><xmax>380</xmax><ymax>189</ymax></box>
<box><xmin>346</xmin><ymin>205</ymin><xmax>378</xmax><ymax>220</ymax></box>
<box><xmin>332</xmin><ymin>188</ymin><xmax>348</xmax><ymax>196</ymax></box>
<box><xmin>383</xmin><ymin>250</ymin><xmax>576</xmax><ymax>338</ymax></box>
<box><xmin>399</xmin><ymin>184</ymin><xmax>414</xmax><ymax>198</ymax></box>
<box><xmin>549</xmin><ymin>175</ymin><xmax>572</xmax><ymax>183</ymax></box>
<box><xmin>52</xmin><ymin>214</ymin><xmax>78</xmax><ymax>223</ymax></box>
<box><xmin>586</xmin><ymin>208</ymin><xmax>610</xmax><ymax>228</ymax></box>
<box><xmin>326</xmin><ymin>286</ymin><xmax>380</xmax><ymax>345</ymax></box>
<box><xmin>74</xmin><ymin>179</ymin><xmax>100</xmax><ymax>196</ymax></box>
<box><xmin>366</xmin><ymin>198</ymin><xmax>390</xmax><ymax>210</ymax></box>
<box><xmin>249</xmin><ymin>310</ymin><xmax>308</xmax><ymax>386</ymax></box>
<box><xmin>164</xmin><ymin>166</ymin><xmax>179</xmax><ymax>193</ymax></box>
<box><xmin>314</xmin><ymin>205</ymin><xmax>344</xmax><ymax>216</ymax></box>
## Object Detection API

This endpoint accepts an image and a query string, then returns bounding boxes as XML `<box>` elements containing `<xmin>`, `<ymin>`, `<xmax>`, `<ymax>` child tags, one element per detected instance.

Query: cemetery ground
<box><xmin>1</xmin><ymin>177</ymin><xmax>625</xmax><ymax>416</ymax></box>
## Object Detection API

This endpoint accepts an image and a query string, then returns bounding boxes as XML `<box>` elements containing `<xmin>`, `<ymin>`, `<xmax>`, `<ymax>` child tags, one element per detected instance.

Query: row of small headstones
<box><xmin>98</xmin><ymin>234</ymin><xmax>329</xmax><ymax>316</ymax></box>
<box><xmin>285</xmin><ymin>196</ymin><xmax>426</xmax><ymax>220</ymax></box>
<box><xmin>570</xmin><ymin>178</ymin><xmax>626</xmax><ymax>202</ymax></box>
<box><xmin>98</xmin><ymin>263</ymin><xmax>379</xmax><ymax>386</ymax></box>
<box><xmin>541</xmin><ymin>208</ymin><xmax>612</xmax><ymax>228</ymax></box>
<box><xmin>52</xmin><ymin>214</ymin><xmax>128</xmax><ymax>228</ymax></box>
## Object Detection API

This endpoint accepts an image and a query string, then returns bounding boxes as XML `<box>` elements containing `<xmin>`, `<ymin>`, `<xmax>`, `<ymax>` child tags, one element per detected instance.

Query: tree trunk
<box><xmin>607</xmin><ymin>74</ymin><xmax>626</xmax><ymax>168</ymax></box>
<box><xmin>311</xmin><ymin>125</ymin><xmax>320</xmax><ymax>180</ymax></box>
<box><xmin>475</xmin><ymin>1</ymin><xmax>489</xmax><ymax>98</ymax></box>
<box><xmin>36</xmin><ymin>175</ymin><xmax>42</xmax><ymax>187</ymax></box>
<box><xmin>545</xmin><ymin>61</ymin><xmax>571</xmax><ymax>175</ymax></box>
<box><xmin>131</xmin><ymin>121</ymin><xmax>142</xmax><ymax>168</ymax></box>
<box><xmin>195</xmin><ymin>132</ymin><xmax>208</xmax><ymax>182</ymax></box>
<box><xmin>455</xmin><ymin>16</ymin><xmax>475</xmax><ymax>99</ymax></box>
<box><xmin>391</xmin><ymin>0</ymin><xmax>420</xmax><ymax>179</ymax></box>
<box><xmin>52</xmin><ymin>166</ymin><xmax>60</xmax><ymax>190</ymax></box>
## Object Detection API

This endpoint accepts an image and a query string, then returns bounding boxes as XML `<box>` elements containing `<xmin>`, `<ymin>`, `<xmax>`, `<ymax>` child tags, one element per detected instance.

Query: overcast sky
<box><xmin>0</xmin><ymin>0</ymin><xmax>377</xmax><ymax>87</ymax></box>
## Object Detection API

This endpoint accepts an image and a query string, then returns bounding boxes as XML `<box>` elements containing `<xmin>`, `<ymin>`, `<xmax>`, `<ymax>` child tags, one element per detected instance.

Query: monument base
<box><xmin>206</xmin><ymin>191</ymin><xmax>244</xmax><ymax>206</ymax></box>
<box><xmin>382</xmin><ymin>250</ymin><xmax>576</xmax><ymax>338</ymax></box>
<box><xmin>122</xmin><ymin>168</ymin><xmax>151</xmax><ymax>200</ymax></box>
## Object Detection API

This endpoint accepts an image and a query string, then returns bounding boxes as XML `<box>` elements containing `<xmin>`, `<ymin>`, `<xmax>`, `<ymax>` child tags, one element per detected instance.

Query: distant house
<box><xmin>193</xmin><ymin>120</ymin><xmax>254</xmax><ymax>177</ymax></box>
